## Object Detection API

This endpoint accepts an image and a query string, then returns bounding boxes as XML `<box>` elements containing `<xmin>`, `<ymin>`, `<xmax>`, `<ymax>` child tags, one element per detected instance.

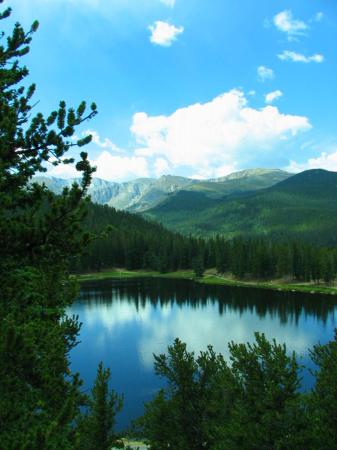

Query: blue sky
<box><xmin>10</xmin><ymin>0</ymin><xmax>337</xmax><ymax>181</ymax></box>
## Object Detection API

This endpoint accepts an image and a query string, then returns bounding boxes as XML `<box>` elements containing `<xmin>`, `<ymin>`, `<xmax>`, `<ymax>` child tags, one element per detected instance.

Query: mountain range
<box><xmin>33</xmin><ymin>168</ymin><xmax>290</xmax><ymax>212</ymax></box>
<box><xmin>34</xmin><ymin>168</ymin><xmax>337</xmax><ymax>244</ymax></box>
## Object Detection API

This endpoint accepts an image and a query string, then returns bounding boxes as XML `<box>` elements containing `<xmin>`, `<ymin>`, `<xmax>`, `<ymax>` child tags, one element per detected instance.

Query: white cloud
<box><xmin>131</xmin><ymin>89</ymin><xmax>311</xmax><ymax>177</ymax></box>
<box><xmin>154</xmin><ymin>158</ymin><xmax>170</xmax><ymax>177</ymax></box>
<box><xmin>47</xmin><ymin>150</ymin><xmax>149</xmax><ymax>181</ymax></box>
<box><xmin>257</xmin><ymin>66</ymin><xmax>274</xmax><ymax>82</ymax></box>
<box><xmin>288</xmin><ymin>149</ymin><xmax>337</xmax><ymax>172</ymax></box>
<box><xmin>47</xmin><ymin>162</ymin><xmax>78</xmax><ymax>179</ymax></box>
<box><xmin>82</xmin><ymin>130</ymin><xmax>149</xmax><ymax>180</ymax></box>
<box><xmin>273</xmin><ymin>10</ymin><xmax>308</xmax><ymax>40</ymax></box>
<box><xmin>278</xmin><ymin>50</ymin><xmax>324</xmax><ymax>63</ymax></box>
<box><xmin>159</xmin><ymin>0</ymin><xmax>175</xmax><ymax>7</ymax></box>
<box><xmin>84</xmin><ymin>129</ymin><xmax>124</xmax><ymax>152</ymax></box>
<box><xmin>91</xmin><ymin>151</ymin><xmax>149</xmax><ymax>181</ymax></box>
<box><xmin>148</xmin><ymin>20</ymin><xmax>184</xmax><ymax>46</ymax></box>
<box><xmin>265</xmin><ymin>90</ymin><xmax>283</xmax><ymax>104</ymax></box>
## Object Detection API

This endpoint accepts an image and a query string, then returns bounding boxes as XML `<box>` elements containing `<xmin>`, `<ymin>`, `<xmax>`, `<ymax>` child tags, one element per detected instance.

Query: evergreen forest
<box><xmin>80</xmin><ymin>202</ymin><xmax>337</xmax><ymax>284</ymax></box>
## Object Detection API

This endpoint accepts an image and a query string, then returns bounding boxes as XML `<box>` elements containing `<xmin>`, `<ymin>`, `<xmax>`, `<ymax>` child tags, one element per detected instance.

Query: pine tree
<box><xmin>192</xmin><ymin>254</ymin><xmax>205</xmax><ymax>278</ymax></box>
<box><xmin>321</xmin><ymin>253</ymin><xmax>335</xmax><ymax>283</ymax></box>
<box><xmin>78</xmin><ymin>363</ymin><xmax>123</xmax><ymax>450</ymax></box>
<box><xmin>309</xmin><ymin>330</ymin><xmax>337</xmax><ymax>449</ymax></box>
<box><xmin>139</xmin><ymin>335</ymin><xmax>312</xmax><ymax>450</ymax></box>
<box><xmin>224</xmin><ymin>333</ymin><xmax>309</xmax><ymax>449</ymax></box>
<box><xmin>138</xmin><ymin>338</ymin><xmax>231</xmax><ymax>449</ymax></box>
<box><xmin>0</xmin><ymin>3</ymin><xmax>103</xmax><ymax>447</ymax></box>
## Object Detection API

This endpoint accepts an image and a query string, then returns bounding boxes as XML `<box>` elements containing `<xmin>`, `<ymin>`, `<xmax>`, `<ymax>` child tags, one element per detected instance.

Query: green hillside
<box><xmin>144</xmin><ymin>169</ymin><xmax>337</xmax><ymax>244</ymax></box>
<box><xmin>188</xmin><ymin>168</ymin><xmax>290</xmax><ymax>198</ymax></box>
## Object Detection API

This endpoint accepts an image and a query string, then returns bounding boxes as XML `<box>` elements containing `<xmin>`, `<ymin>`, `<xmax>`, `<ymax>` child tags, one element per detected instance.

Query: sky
<box><xmin>8</xmin><ymin>0</ymin><xmax>337</xmax><ymax>181</ymax></box>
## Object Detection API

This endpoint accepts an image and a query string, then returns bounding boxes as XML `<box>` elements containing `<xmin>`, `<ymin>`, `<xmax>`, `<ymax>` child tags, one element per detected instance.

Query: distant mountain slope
<box><xmin>33</xmin><ymin>168</ymin><xmax>290</xmax><ymax>212</ymax></box>
<box><xmin>145</xmin><ymin>169</ymin><xmax>337</xmax><ymax>244</ymax></box>
<box><xmin>33</xmin><ymin>176</ymin><xmax>121</xmax><ymax>204</ymax></box>
<box><xmin>188</xmin><ymin>169</ymin><xmax>290</xmax><ymax>198</ymax></box>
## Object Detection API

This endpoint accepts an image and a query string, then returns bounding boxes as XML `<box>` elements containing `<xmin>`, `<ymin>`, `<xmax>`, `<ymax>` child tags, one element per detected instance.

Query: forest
<box><xmin>79</xmin><ymin>202</ymin><xmax>337</xmax><ymax>284</ymax></box>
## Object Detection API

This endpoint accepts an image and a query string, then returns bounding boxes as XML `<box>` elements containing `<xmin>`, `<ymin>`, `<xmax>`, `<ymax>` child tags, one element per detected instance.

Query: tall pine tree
<box><xmin>0</xmin><ymin>3</ymin><xmax>120</xmax><ymax>447</ymax></box>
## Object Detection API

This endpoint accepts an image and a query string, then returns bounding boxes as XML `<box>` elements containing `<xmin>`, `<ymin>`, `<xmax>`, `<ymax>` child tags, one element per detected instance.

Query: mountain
<box><xmin>144</xmin><ymin>169</ymin><xmax>337</xmax><ymax>244</ymax></box>
<box><xmin>33</xmin><ymin>168</ymin><xmax>290</xmax><ymax>212</ymax></box>
<box><xmin>187</xmin><ymin>169</ymin><xmax>290</xmax><ymax>198</ymax></box>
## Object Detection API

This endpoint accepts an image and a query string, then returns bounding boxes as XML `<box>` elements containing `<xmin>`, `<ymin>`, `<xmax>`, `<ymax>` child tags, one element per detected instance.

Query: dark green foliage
<box><xmin>145</xmin><ymin>169</ymin><xmax>337</xmax><ymax>245</ymax></box>
<box><xmin>223</xmin><ymin>334</ymin><xmax>309</xmax><ymax>450</ymax></box>
<box><xmin>0</xmin><ymin>5</ymin><xmax>120</xmax><ymax>447</ymax></box>
<box><xmin>79</xmin><ymin>206</ymin><xmax>337</xmax><ymax>284</ymax></box>
<box><xmin>78</xmin><ymin>202</ymin><xmax>205</xmax><ymax>274</ymax></box>
<box><xmin>138</xmin><ymin>333</ymin><xmax>337</xmax><ymax>450</ymax></box>
<box><xmin>309</xmin><ymin>330</ymin><xmax>337</xmax><ymax>449</ymax></box>
<box><xmin>192</xmin><ymin>255</ymin><xmax>205</xmax><ymax>278</ymax></box>
<box><xmin>78</xmin><ymin>363</ymin><xmax>123</xmax><ymax>450</ymax></box>
<box><xmin>137</xmin><ymin>339</ymin><xmax>231</xmax><ymax>450</ymax></box>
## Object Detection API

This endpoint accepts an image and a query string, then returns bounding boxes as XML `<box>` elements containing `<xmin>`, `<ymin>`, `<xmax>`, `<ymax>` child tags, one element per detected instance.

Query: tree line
<box><xmin>78</xmin><ymin>203</ymin><xmax>337</xmax><ymax>283</ymax></box>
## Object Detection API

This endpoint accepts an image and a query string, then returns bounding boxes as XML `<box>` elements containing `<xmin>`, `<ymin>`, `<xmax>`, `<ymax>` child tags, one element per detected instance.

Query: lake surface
<box><xmin>68</xmin><ymin>277</ymin><xmax>337</xmax><ymax>430</ymax></box>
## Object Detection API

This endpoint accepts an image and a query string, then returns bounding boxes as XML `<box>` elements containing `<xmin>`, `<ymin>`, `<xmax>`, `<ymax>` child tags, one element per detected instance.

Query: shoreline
<box><xmin>76</xmin><ymin>269</ymin><xmax>337</xmax><ymax>296</ymax></box>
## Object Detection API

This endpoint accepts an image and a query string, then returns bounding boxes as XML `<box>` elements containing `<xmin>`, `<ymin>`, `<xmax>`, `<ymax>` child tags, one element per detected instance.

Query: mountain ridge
<box><xmin>33</xmin><ymin>168</ymin><xmax>291</xmax><ymax>212</ymax></box>
<box><xmin>144</xmin><ymin>169</ymin><xmax>337</xmax><ymax>244</ymax></box>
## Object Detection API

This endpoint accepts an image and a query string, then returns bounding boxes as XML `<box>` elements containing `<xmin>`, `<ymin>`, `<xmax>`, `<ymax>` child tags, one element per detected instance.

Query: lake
<box><xmin>68</xmin><ymin>277</ymin><xmax>337</xmax><ymax>430</ymax></box>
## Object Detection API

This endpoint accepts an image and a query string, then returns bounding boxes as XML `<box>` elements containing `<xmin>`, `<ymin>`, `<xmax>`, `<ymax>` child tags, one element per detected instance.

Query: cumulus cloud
<box><xmin>273</xmin><ymin>10</ymin><xmax>308</xmax><ymax>40</ymax></box>
<box><xmin>278</xmin><ymin>50</ymin><xmax>324</xmax><ymax>63</ymax></box>
<box><xmin>265</xmin><ymin>90</ymin><xmax>283</xmax><ymax>104</ymax></box>
<box><xmin>257</xmin><ymin>66</ymin><xmax>274</xmax><ymax>82</ymax></box>
<box><xmin>46</xmin><ymin>162</ymin><xmax>78</xmax><ymax>179</ymax></box>
<box><xmin>48</xmin><ymin>151</ymin><xmax>149</xmax><ymax>181</ymax></box>
<box><xmin>91</xmin><ymin>151</ymin><xmax>149</xmax><ymax>181</ymax></box>
<box><xmin>47</xmin><ymin>129</ymin><xmax>149</xmax><ymax>181</ymax></box>
<box><xmin>82</xmin><ymin>130</ymin><xmax>149</xmax><ymax>181</ymax></box>
<box><xmin>131</xmin><ymin>90</ymin><xmax>311</xmax><ymax>177</ymax></box>
<box><xmin>288</xmin><ymin>149</ymin><xmax>337</xmax><ymax>172</ymax></box>
<box><xmin>148</xmin><ymin>20</ymin><xmax>184</xmax><ymax>46</ymax></box>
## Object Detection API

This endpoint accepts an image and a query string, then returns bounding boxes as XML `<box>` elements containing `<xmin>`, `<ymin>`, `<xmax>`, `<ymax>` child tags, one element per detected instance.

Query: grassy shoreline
<box><xmin>76</xmin><ymin>269</ymin><xmax>337</xmax><ymax>296</ymax></box>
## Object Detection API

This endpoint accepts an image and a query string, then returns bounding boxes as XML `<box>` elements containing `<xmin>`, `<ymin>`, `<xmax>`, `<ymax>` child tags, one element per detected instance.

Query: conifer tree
<box><xmin>0</xmin><ymin>2</ymin><xmax>109</xmax><ymax>447</ymax></box>
<box><xmin>78</xmin><ymin>363</ymin><xmax>123</xmax><ymax>450</ymax></box>
<box><xmin>309</xmin><ymin>330</ymin><xmax>337</xmax><ymax>449</ymax></box>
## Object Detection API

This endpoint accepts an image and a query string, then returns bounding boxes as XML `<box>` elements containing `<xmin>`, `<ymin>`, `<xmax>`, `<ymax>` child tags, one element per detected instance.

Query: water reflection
<box><xmin>79</xmin><ymin>278</ymin><xmax>336</xmax><ymax>325</ymax></box>
<box><xmin>69</xmin><ymin>278</ymin><xmax>337</xmax><ymax>430</ymax></box>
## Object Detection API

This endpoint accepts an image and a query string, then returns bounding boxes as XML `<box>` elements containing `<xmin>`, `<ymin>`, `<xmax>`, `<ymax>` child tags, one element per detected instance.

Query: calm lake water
<box><xmin>68</xmin><ymin>278</ymin><xmax>337</xmax><ymax>430</ymax></box>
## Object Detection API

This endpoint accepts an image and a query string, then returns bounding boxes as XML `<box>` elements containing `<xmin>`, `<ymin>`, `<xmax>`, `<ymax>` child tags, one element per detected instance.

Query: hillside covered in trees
<box><xmin>79</xmin><ymin>202</ymin><xmax>337</xmax><ymax>283</ymax></box>
<box><xmin>145</xmin><ymin>169</ymin><xmax>337</xmax><ymax>245</ymax></box>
